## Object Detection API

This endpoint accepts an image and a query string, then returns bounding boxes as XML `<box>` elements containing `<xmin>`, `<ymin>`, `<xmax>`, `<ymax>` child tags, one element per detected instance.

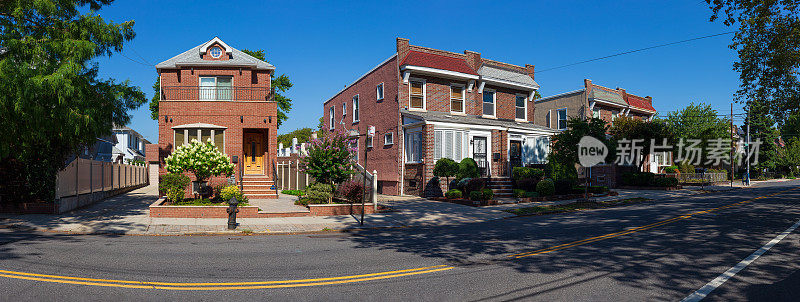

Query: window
<box><xmin>557</xmin><ymin>108</ymin><xmax>567</xmax><ymax>130</ymax></box>
<box><xmin>342</xmin><ymin>102</ymin><xmax>346</xmax><ymax>116</ymax></box>
<box><xmin>174</xmin><ymin>128</ymin><xmax>225</xmax><ymax>152</ymax></box>
<box><xmin>593</xmin><ymin>107</ymin><xmax>600</xmax><ymax>119</ymax></box>
<box><xmin>209</xmin><ymin>46</ymin><xmax>223</xmax><ymax>58</ymax></box>
<box><xmin>515</xmin><ymin>95</ymin><xmax>527</xmax><ymax>120</ymax></box>
<box><xmin>611</xmin><ymin>110</ymin><xmax>619</xmax><ymax>122</ymax></box>
<box><xmin>483</xmin><ymin>90</ymin><xmax>495</xmax><ymax>117</ymax></box>
<box><xmin>329</xmin><ymin>107</ymin><xmax>335</xmax><ymax>130</ymax></box>
<box><xmin>199</xmin><ymin>76</ymin><xmax>232</xmax><ymax>100</ymax></box>
<box><xmin>450</xmin><ymin>84</ymin><xmax>464</xmax><ymax>113</ymax></box>
<box><xmin>405</xmin><ymin>130</ymin><xmax>422</xmax><ymax>163</ymax></box>
<box><xmin>409</xmin><ymin>80</ymin><xmax>425</xmax><ymax>110</ymax></box>
<box><xmin>384</xmin><ymin>132</ymin><xmax>394</xmax><ymax>145</ymax></box>
<box><xmin>546</xmin><ymin>111</ymin><xmax>551</xmax><ymax>128</ymax></box>
<box><xmin>433</xmin><ymin>129</ymin><xmax>467</xmax><ymax>162</ymax></box>
<box><xmin>352</xmin><ymin>140</ymin><xmax>359</xmax><ymax>162</ymax></box>
<box><xmin>376</xmin><ymin>83</ymin><xmax>384</xmax><ymax>101</ymax></box>
<box><xmin>352</xmin><ymin>95</ymin><xmax>359</xmax><ymax>123</ymax></box>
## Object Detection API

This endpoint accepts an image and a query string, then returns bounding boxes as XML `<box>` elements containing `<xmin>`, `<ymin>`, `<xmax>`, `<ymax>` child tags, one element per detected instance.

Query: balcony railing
<box><xmin>161</xmin><ymin>86</ymin><xmax>272</xmax><ymax>101</ymax></box>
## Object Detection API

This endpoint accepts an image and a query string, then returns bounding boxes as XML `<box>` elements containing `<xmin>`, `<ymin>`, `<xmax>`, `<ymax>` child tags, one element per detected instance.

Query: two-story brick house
<box><xmin>323</xmin><ymin>38</ymin><xmax>556</xmax><ymax>197</ymax></box>
<box><xmin>155</xmin><ymin>37</ymin><xmax>278</xmax><ymax>199</ymax></box>
<box><xmin>534</xmin><ymin>79</ymin><xmax>666</xmax><ymax>176</ymax></box>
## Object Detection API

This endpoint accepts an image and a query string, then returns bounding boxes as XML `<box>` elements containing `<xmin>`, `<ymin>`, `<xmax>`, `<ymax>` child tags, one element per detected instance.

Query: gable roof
<box><xmin>477</xmin><ymin>64</ymin><xmax>538</xmax><ymax>89</ymax></box>
<box><xmin>589</xmin><ymin>85</ymin><xmax>627</xmax><ymax>107</ymax></box>
<box><xmin>625</xmin><ymin>94</ymin><xmax>656</xmax><ymax>112</ymax></box>
<box><xmin>156</xmin><ymin>37</ymin><xmax>275</xmax><ymax>70</ymax></box>
<box><xmin>400</xmin><ymin>50</ymin><xmax>477</xmax><ymax>75</ymax></box>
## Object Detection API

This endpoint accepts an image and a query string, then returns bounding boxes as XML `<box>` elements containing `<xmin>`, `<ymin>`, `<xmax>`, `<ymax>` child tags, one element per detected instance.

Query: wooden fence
<box><xmin>53</xmin><ymin>158</ymin><xmax>148</xmax><ymax>213</ymax></box>
<box><xmin>664</xmin><ymin>172</ymin><xmax>728</xmax><ymax>184</ymax></box>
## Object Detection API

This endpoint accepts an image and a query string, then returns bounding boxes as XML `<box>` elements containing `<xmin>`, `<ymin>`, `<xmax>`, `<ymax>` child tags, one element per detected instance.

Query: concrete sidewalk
<box><xmin>0</xmin><ymin>180</ymin><xmax>773</xmax><ymax>235</ymax></box>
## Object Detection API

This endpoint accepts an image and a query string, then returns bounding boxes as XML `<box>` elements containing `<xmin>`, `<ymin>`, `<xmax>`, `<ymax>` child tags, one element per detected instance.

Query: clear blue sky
<box><xmin>93</xmin><ymin>0</ymin><xmax>743</xmax><ymax>143</ymax></box>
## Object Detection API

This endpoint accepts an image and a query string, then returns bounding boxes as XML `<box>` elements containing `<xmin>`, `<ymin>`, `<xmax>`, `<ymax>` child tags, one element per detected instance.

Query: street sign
<box><xmin>367</xmin><ymin>125</ymin><xmax>375</xmax><ymax>138</ymax></box>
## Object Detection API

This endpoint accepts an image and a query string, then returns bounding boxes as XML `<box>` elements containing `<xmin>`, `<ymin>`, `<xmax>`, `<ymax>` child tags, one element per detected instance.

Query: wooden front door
<box><xmin>243</xmin><ymin>133</ymin><xmax>264</xmax><ymax>175</ymax></box>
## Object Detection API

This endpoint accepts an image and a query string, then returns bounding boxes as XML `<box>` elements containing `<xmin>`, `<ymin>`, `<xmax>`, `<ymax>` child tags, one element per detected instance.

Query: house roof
<box><xmin>589</xmin><ymin>85</ymin><xmax>627</xmax><ymax>107</ymax></box>
<box><xmin>400</xmin><ymin>50</ymin><xmax>477</xmax><ymax>75</ymax></box>
<box><xmin>400</xmin><ymin>109</ymin><xmax>556</xmax><ymax>133</ymax></box>
<box><xmin>625</xmin><ymin>94</ymin><xmax>656</xmax><ymax>112</ymax></box>
<box><xmin>477</xmin><ymin>64</ymin><xmax>539</xmax><ymax>89</ymax></box>
<box><xmin>155</xmin><ymin>37</ymin><xmax>275</xmax><ymax>70</ymax></box>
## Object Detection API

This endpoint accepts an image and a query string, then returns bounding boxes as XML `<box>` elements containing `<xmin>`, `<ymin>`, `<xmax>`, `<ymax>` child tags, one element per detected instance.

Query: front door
<box><xmin>509</xmin><ymin>140</ymin><xmax>523</xmax><ymax>172</ymax></box>
<box><xmin>243</xmin><ymin>133</ymin><xmax>264</xmax><ymax>175</ymax></box>
<box><xmin>473</xmin><ymin>137</ymin><xmax>488</xmax><ymax>177</ymax></box>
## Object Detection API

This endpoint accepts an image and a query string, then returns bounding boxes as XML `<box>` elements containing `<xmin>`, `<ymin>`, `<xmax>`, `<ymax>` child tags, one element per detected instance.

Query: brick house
<box><xmin>323</xmin><ymin>38</ymin><xmax>557</xmax><ymax>197</ymax></box>
<box><xmin>534</xmin><ymin>79</ymin><xmax>668</xmax><ymax>179</ymax></box>
<box><xmin>155</xmin><ymin>37</ymin><xmax>278</xmax><ymax>199</ymax></box>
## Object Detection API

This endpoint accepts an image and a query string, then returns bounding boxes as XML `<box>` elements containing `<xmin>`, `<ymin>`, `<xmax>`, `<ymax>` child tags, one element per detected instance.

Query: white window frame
<box><xmin>405</xmin><ymin>129</ymin><xmax>423</xmax><ymax>163</ymax></box>
<box><xmin>352</xmin><ymin>94</ymin><xmax>360</xmax><ymax>123</ymax></box>
<box><xmin>199</xmin><ymin>76</ymin><xmax>232</xmax><ymax>100</ymax></box>
<box><xmin>515</xmin><ymin>93</ymin><xmax>528</xmax><ymax>122</ymax></box>
<box><xmin>353</xmin><ymin>139</ymin><xmax>359</xmax><ymax>162</ymax></box>
<box><xmin>408</xmin><ymin>78</ymin><xmax>426</xmax><ymax>111</ymax></box>
<box><xmin>593</xmin><ymin>107</ymin><xmax>601</xmax><ymax>119</ymax></box>
<box><xmin>546</xmin><ymin>110</ymin><xmax>551</xmax><ymax>128</ymax></box>
<box><xmin>342</xmin><ymin>102</ymin><xmax>346</xmax><ymax>117</ymax></box>
<box><xmin>209</xmin><ymin>46</ymin><xmax>222</xmax><ymax>58</ymax></box>
<box><xmin>384</xmin><ymin>132</ymin><xmax>394</xmax><ymax>146</ymax></box>
<box><xmin>482</xmin><ymin>88</ymin><xmax>496</xmax><ymax>118</ymax></box>
<box><xmin>556</xmin><ymin>108</ymin><xmax>568</xmax><ymax>130</ymax></box>
<box><xmin>329</xmin><ymin>106</ymin><xmax>335</xmax><ymax>130</ymax></box>
<box><xmin>433</xmin><ymin>129</ymin><xmax>468</xmax><ymax>162</ymax></box>
<box><xmin>174</xmin><ymin>128</ymin><xmax>225</xmax><ymax>153</ymax></box>
<box><xmin>376</xmin><ymin>82</ymin><xmax>384</xmax><ymax>101</ymax></box>
<box><xmin>449</xmin><ymin>83</ymin><xmax>465</xmax><ymax>114</ymax></box>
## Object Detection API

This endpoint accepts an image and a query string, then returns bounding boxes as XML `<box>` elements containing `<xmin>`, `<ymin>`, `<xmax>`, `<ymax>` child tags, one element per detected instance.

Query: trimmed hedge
<box><xmin>445</xmin><ymin>189</ymin><xmax>463</xmax><ymax>199</ymax></box>
<box><xmin>457</xmin><ymin>158</ymin><xmax>480</xmax><ymax>179</ymax></box>
<box><xmin>512</xmin><ymin>167</ymin><xmax>545</xmax><ymax>181</ymax></box>
<box><xmin>536</xmin><ymin>179</ymin><xmax>555</xmax><ymax>196</ymax></box>
<box><xmin>622</xmin><ymin>172</ymin><xmax>679</xmax><ymax>187</ymax></box>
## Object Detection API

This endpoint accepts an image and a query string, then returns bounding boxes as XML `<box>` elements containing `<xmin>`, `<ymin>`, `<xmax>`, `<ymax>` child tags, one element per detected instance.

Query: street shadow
<box><xmin>341</xmin><ymin>183</ymin><xmax>800</xmax><ymax>300</ymax></box>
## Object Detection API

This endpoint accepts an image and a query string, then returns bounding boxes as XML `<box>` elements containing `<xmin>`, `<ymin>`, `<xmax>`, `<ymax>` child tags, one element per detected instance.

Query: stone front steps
<box><xmin>486</xmin><ymin>177</ymin><xmax>514</xmax><ymax>198</ymax></box>
<box><xmin>241</xmin><ymin>175</ymin><xmax>278</xmax><ymax>199</ymax></box>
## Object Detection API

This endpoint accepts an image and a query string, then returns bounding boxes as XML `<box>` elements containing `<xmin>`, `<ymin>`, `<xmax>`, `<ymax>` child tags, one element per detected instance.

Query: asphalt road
<box><xmin>1</xmin><ymin>180</ymin><xmax>799</xmax><ymax>301</ymax></box>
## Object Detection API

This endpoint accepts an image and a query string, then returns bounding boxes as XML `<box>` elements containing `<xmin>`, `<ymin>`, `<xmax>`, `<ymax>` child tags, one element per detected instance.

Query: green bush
<box><xmin>621</xmin><ymin>172</ymin><xmax>656</xmax><ymax>187</ymax></box>
<box><xmin>464</xmin><ymin>178</ymin><xmax>486</xmax><ymax>195</ymax></box>
<box><xmin>433</xmin><ymin>158</ymin><xmax>460</xmax><ymax>188</ymax></box>
<box><xmin>536</xmin><ymin>178</ymin><xmax>555</xmax><ymax>196</ymax></box>
<box><xmin>481</xmin><ymin>188</ymin><xmax>494</xmax><ymax>201</ymax></box>
<box><xmin>297</xmin><ymin>183</ymin><xmax>334</xmax><ymax>206</ymax></box>
<box><xmin>678</xmin><ymin>161</ymin><xmax>695</xmax><ymax>173</ymax></box>
<box><xmin>512</xmin><ymin>167</ymin><xmax>545</xmax><ymax>181</ymax></box>
<box><xmin>160</xmin><ymin>173</ymin><xmax>190</xmax><ymax>203</ymax></box>
<box><xmin>653</xmin><ymin>177</ymin><xmax>679</xmax><ymax>187</ymax></box>
<box><xmin>664</xmin><ymin>165</ymin><xmax>679</xmax><ymax>173</ymax></box>
<box><xmin>513</xmin><ymin>189</ymin><xmax>526</xmax><ymax>198</ymax></box>
<box><xmin>457</xmin><ymin>158</ymin><xmax>480</xmax><ymax>179</ymax></box>
<box><xmin>281</xmin><ymin>189</ymin><xmax>304</xmax><ymax>196</ymax></box>
<box><xmin>515</xmin><ymin>178</ymin><xmax>539</xmax><ymax>191</ymax></box>
<box><xmin>220</xmin><ymin>185</ymin><xmax>248</xmax><ymax>204</ymax></box>
<box><xmin>554</xmin><ymin>179</ymin><xmax>576</xmax><ymax>194</ymax></box>
<box><xmin>445</xmin><ymin>189</ymin><xmax>463</xmax><ymax>199</ymax></box>
<box><xmin>456</xmin><ymin>177</ymin><xmax>472</xmax><ymax>190</ymax></box>
<box><xmin>469</xmin><ymin>190</ymin><xmax>482</xmax><ymax>201</ymax></box>
<box><xmin>524</xmin><ymin>191</ymin><xmax>539</xmax><ymax>198</ymax></box>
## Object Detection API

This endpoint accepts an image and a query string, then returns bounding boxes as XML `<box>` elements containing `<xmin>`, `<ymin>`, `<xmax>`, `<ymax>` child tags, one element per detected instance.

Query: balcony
<box><xmin>161</xmin><ymin>86</ymin><xmax>272</xmax><ymax>101</ymax></box>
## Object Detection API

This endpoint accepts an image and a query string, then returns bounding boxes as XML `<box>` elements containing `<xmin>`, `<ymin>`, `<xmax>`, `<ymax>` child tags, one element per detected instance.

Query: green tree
<box><xmin>277</xmin><ymin>127</ymin><xmax>316</xmax><ymax>147</ymax></box>
<box><xmin>241</xmin><ymin>49</ymin><xmax>293</xmax><ymax>128</ymax></box>
<box><xmin>664</xmin><ymin>102</ymin><xmax>731</xmax><ymax>167</ymax></box>
<box><xmin>706</xmin><ymin>0</ymin><xmax>800</xmax><ymax>124</ymax></box>
<box><xmin>548</xmin><ymin>117</ymin><xmax>615</xmax><ymax>180</ymax></box>
<box><xmin>0</xmin><ymin>0</ymin><xmax>146</xmax><ymax>204</ymax></box>
<box><xmin>609</xmin><ymin>117</ymin><xmax>674</xmax><ymax>170</ymax></box>
<box><xmin>149</xmin><ymin>77</ymin><xmax>160</xmax><ymax>120</ymax></box>
<box><xmin>301</xmin><ymin>128</ymin><xmax>355</xmax><ymax>190</ymax></box>
<box><xmin>433</xmin><ymin>158</ymin><xmax>459</xmax><ymax>190</ymax></box>
<box><xmin>744</xmin><ymin>98</ymin><xmax>780</xmax><ymax>175</ymax></box>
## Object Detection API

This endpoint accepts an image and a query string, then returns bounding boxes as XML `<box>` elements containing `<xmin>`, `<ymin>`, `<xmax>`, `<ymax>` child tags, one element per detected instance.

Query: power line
<box><xmin>536</xmin><ymin>31</ymin><xmax>735</xmax><ymax>73</ymax></box>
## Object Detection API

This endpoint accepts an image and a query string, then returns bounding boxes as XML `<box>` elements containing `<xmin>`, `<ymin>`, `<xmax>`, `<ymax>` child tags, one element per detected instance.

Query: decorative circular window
<box><xmin>210</xmin><ymin>46</ymin><xmax>222</xmax><ymax>58</ymax></box>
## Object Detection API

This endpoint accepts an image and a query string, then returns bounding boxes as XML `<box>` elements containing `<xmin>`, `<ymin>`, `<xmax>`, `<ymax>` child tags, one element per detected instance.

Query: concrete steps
<box><xmin>486</xmin><ymin>177</ymin><xmax>514</xmax><ymax>197</ymax></box>
<box><xmin>241</xmin><ymin>175</ymin><xmax>277</xmax><ymax>199</ymax></box>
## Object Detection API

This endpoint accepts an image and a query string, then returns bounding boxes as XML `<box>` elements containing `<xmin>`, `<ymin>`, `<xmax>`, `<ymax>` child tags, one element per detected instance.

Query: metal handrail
<box><xmin>161</xmin><ymin>86</ymin><xmax>270</xmax><ymax>101</ymax></box>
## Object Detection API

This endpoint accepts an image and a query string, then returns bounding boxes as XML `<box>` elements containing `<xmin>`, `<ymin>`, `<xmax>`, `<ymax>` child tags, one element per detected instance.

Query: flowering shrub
<box><xmin>159</xmin><ymin>173</ymin><xmax>189</xmax><ymax>202</ymax></box>
<box><xmin>220</xmin><ymin>185</ymin><xmax>248</xmax><ymax>204</ymax></box>
<box><xmin>165</xmin><ymin>139</ymin><xmax>235</xmax><ymax>184</ymax></box>
<box><xmin>338</xmin><ymin>179</ymin><xmax>365</xmax><ymax>203</ymax></box>
<box><xmin>301</xmin><ymin>128</ymin><xmax>356</xmax><ymax>186</ymax></box>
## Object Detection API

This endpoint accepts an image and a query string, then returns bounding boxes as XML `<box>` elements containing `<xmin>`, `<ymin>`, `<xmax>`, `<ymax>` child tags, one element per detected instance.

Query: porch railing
<box><xmin>161</xmin><ymin>86</ymin><xmax>271</xmax><ymax>101</ymax></box>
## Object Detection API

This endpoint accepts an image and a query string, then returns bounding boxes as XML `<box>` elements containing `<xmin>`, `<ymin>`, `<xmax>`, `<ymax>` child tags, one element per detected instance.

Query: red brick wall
<box><xmin>145</xmin><ymin>144</ymin><xmax>159</xmax><ymax>163</ymax></box>
<box><xmin>323</xmin><ymin>56</ymin><xmax>401</xmax><ymax>192</ymax></box>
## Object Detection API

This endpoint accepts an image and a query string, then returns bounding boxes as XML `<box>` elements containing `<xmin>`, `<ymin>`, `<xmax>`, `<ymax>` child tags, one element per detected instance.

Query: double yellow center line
<box><xmin>1</xmin><ymin>187</ymin><xmax>796</xmax><ymax>290</ymax></box>
<box><xmin>0</xmin><ymin>265</ymin><xmax>454</xmax><ymax>290</ymax></box>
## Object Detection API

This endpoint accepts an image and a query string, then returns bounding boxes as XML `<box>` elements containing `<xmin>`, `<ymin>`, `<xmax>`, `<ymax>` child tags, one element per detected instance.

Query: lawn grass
<box><xmin>169</xmin><ymin>199</ymin><xmax>251</xmax><ymax>207</ymax></box>
<box><xmin>506</xmin><ymin>197</ymin><xmax>652</xmax><ymax>216</ymax></box>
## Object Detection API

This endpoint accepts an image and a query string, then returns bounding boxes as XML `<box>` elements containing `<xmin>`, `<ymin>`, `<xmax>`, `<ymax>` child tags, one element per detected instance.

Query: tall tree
<box><xmin>707</xmin><ymin>0</ymin><xmax>800</xmax><ymax>124</ymax></box>
<box><xmin>548</xmin><ymin>117</ymin><xmax>615</xmax><ymax>180</ymax></box>
<box><xmin>745</xmin><ymin>98</ymin><xmax>781</xmax><ymax>174</ymax></box>
<box><xmin>0</xmin><ymin>0</ymin><xmax>145</xmax><ymax>203</ymax></box>
<box><xmin>664</xmin><ymin>102</ymin><xmax>730</xmax><ymax>167</ymax></box>
<box><xmin>149</xmin><ymin>77</ymin><xmax>159</xmax><ymax>120</ymax></box>
<box><xmin>241</xmin><ymin>49</ymin><xmax>293</xmax><ymax>128</ymax></box>
<box><xmin>277</xmin><ymin>127</ymin><xmax>316</xmax><ymax>147</ymax></box>
<box><xmin>609</xmin><ymin>117</ymin><xmax>674</xmax><ymax>170</ymax></box>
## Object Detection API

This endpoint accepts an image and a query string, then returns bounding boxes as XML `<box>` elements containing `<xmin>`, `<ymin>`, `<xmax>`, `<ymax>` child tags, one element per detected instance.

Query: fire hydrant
<box><xmin>227</xmin><ymin>197</ymin><xmax>239</xmax><ymax>230</ymax></box>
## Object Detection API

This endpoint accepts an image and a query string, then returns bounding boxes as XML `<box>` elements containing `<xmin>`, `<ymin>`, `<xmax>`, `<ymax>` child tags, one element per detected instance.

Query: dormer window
<box><xmin>210</xmin><ymin>46</ymin><xmax>222</xmax><ymax>58</ymax></box>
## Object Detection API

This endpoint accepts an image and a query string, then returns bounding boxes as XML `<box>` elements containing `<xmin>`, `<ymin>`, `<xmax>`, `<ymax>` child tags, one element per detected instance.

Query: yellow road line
<box><xmin>0</xmin><ymin>266</ymin><xmax>454</xmax><ymax>290</ymax></box>
<box><xmin>510</xmin><ymin>187</ymin><xmax>799</xmax><ymax>259</ymax></box>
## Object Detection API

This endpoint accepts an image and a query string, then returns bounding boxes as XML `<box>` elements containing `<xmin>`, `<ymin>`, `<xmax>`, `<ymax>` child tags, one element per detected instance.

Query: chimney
<box><xmin>464</xmin><ymin>50</ymin><xmax>481</xmax><ymax>71</ymax></box>
<box><xmin>525</xmin><ymin>64</ymin><xmax>536</xmax><ymax>81</ymax></box>
<box><xmin>617</xmin><ymin>87</ymin><xmax>627</xmax><ymax>100</ymax></box>
<box><xmin>645</xmin><ymin>96</ymin><xmax>652</xmax><ymax>104</ymax></box>
<box><xmin>397</xmin><ymin>38</ymin><xmax>410</xmax><ymax>62</ymax></box>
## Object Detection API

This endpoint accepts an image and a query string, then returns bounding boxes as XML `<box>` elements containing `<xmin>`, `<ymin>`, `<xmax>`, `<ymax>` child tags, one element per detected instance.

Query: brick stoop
<box><xmin>241</xmin><ymin>175</ymin><xmax>278</xmax><ymax>199</ymax></box>
<box><xmin>486</xmin><ymin>177</ymin><xmax>514</xmax><ymax>198</ymax></box>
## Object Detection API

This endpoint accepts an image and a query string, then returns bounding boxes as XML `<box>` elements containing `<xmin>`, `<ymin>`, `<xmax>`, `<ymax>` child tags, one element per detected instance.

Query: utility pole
<box><xmin>730</xmin><ymin>103</ymin><xmax>734</xmax><ymax>187</ymax></box>
<box><xmin>746</xmin><ymin>107</ymin><xmax>751</xmax><ymax>186</ymax></box>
